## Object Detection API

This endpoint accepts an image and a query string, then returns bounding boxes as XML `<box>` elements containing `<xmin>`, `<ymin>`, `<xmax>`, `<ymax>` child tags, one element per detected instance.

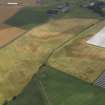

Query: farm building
<box><xmin>87</xmin><ymin>27</ymin><xmax>105</xmax><ymax>48</ymax></box>
<box><xmin>57</xmin><ymin>2</ymin><xmax>70</xmax><ymax>13</ymax></box>
<box><xmin>47</xmin><ymin>9</ymin><xmax>59</xmax><ymax>16</ymax></box>
<box><xmin>82</xmin><ymin>1</ymin><xmax>105</xmax><ymax>16</ymax></box>
<box><xmin>47</xmin><ymin>2</ymin><xmax>70</xmax><ymax>16</ymax></box>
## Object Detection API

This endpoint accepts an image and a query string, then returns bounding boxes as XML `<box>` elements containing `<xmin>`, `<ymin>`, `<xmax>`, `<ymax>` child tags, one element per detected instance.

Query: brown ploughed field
<box><xmin>0</xmin><ymin>24</ymin><xmax>25</xmax><ymax>47</ymax></box>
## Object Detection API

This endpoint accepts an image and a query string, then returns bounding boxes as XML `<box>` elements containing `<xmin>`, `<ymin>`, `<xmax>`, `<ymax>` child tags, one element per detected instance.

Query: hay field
<box><xmin>0</xmin><ymin>32</ymin><xmax>50</xmax><ymax>105</ymax></box>
<box><xmin>48</xmin><ymin>20</ymin><xmax>105</xmax><ymax>83</ymax></box>
<box><xmin>28</xmin><ymin>18</ymin><xmax>98</xmax><ymax>39</ymax></box>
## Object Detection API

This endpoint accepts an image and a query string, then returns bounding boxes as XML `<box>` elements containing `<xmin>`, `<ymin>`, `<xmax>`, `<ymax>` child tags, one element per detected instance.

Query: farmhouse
<box><xmin>47</xmin><ymin>2</ymin><xmax>70</xmax><ymax>16</ymax></box>
<box><xmin>87</xmin><ymin>27</ymin><xmax>105</xmax><ymax>48</ymax></box>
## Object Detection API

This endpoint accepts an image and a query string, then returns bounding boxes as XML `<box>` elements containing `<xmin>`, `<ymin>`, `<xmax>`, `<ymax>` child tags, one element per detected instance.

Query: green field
<box><xmin>7</xmin><ymin>74</ymin><xmax>47</xmax><ymax>105</ymax></box>
<box><xmin>5</xmin><ymin>6</ymin><xmax>49</xmax><ymax>30</ymax></box>
<box><xmin>7</xmin><ymin>66</ymin><xmax>105</xmax><ymax>105</ymax></box>
<box><xmin>39</xmin><ymin>66</ymin><xmax>105</xmax><ymax>105</ymax></box>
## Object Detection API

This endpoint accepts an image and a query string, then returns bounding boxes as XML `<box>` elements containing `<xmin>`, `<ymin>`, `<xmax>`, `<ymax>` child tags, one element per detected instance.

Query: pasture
<box><xmin>38</xmin><ymin>66</ymin><xmax>105</xmax><ymax>105</ymax></box>
<box><xmin>7</xmin><ymin>74</ymin><xmax>47</xmax><ymax>105</ymax></box>
<box><xmin>5</xmin><ymin>6</ymin><xmax>50</xmax><ymax>30</ymax></box>
<box><xmin>7</xmin><ymin>66</ymin><xmax>105</xmax><ymax>105</ymax></box>
<box><xmin>28</xmin><ymin>18</ymin><xmax>98</xmax><ymax>39</ymax></box>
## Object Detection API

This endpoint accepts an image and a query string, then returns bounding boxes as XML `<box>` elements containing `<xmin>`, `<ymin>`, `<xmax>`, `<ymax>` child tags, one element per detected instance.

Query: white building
<box><xmin>87</xmin><ymin>27</ymin><xmax>105</xmax><ymax>48</ymax></box>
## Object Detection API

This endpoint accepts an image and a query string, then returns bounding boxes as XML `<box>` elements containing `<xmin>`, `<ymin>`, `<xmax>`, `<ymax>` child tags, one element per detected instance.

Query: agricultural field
<box><xmin>27</xmin><ymin>18</ymin><xmax>98</xmax><ymax>39</ymax></box>
<box><xmin>5</xmin><ymin>6</ymin><xmax>49</xmax><ymax>30</ymax></box>
<box><xmin>7</xmin><ymin>66</ymin><xmax>105</xmax><ymax>105</ymax></box>
<box><xmin>7</xmin><ymin>72</ymin><xmax>48</xmax><ymax>105</ymax></box>
<box><xmin>48</xmin><ymin>20</ymin><xmax>105</xmax><ymax>83</ymax></box>
<box><xmin>0</xmin><ymin>0</ymin><xmax>105</xmax><ymax>105</ymax></box>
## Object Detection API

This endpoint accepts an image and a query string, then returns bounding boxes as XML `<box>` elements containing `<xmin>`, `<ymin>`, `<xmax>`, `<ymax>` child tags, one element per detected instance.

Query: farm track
<box><xmin>38</xmin><ymin>79</ymin><xmax>53</xmax><ymax>105</ymax></box>
<box><xmin>34</xmin><ymin>67</ymin><xmax>54</xmax><ymax>105</ymax></box>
